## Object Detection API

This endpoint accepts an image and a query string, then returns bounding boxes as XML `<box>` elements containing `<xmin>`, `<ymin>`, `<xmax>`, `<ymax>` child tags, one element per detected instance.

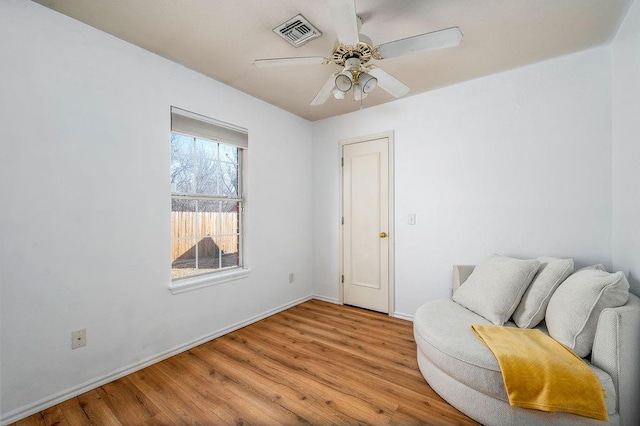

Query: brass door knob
<box><xmin>379</xmin><ymin>232</ymin><xmax>387</xmax><ymax>238</ymax></box>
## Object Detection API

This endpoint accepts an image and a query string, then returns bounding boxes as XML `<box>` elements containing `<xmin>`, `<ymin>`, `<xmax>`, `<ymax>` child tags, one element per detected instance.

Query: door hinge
<box><xmin>341</xmin><ymin>217</ymin><xmax>344</xmax><ymax>225</ymax></box>
<box><xmin>341</xmin><ymin>157</ymin><xmax>344</xmax><ymax>167</ymax></box>
<box><xmin>341</xmin><ymin>275</ymin><xmax>344</xmax><ymax>283</ymax></box>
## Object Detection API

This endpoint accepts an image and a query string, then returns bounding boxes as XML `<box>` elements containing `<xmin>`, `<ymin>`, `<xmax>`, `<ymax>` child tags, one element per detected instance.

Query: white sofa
<box><xmin>414</xmin><ymin>264</ymin><xmax>640</xmax><ymax>426</ymax></box>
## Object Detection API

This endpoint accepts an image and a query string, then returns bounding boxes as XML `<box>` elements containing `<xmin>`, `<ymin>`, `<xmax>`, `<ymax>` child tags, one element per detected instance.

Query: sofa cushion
<box><xmin>546</xmin><ymin>269</ymin><xmax>630</xmax><ymax>357</ymax></box>
<box><xmin>452</xmin><ymin>255</ymin><xmax>540</xmax><ymax>325</ymax></box>
<box><xmin>414</xmin><ymin>299</ymin><xmax>617</xmax><ymax>415</ymax></box>
<box><xmin>417</xmin><ymin>348</ymin><xmax>617</xmax><ymax>420</ymax></box>
<box><xmin>578</xmin><ymin>264</ymin><xmax>607</xmax><ymax>272</ymax></box>
<box><xmin>414</xmin><ymin>299</ymin><xmax>506</xmax><ymax>400</ymax></box>
<box><xmin>512</xmin><ymin>257</ymin><xmax>574</xmax><ymax>328</ymax></box>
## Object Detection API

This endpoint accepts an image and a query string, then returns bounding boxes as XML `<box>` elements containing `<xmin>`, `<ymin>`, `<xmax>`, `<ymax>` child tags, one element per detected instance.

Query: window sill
<box><xmin>169</xmin><ymin>267</ymin><xmax>251</xmax><ymax>295</ymax></box>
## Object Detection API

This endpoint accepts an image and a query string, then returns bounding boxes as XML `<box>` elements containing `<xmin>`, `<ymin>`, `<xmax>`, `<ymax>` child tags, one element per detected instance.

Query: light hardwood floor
<box><xmin>13</xmin><ymin>299</ymin><xmax>479</xmax><ymax>425</ymax></box>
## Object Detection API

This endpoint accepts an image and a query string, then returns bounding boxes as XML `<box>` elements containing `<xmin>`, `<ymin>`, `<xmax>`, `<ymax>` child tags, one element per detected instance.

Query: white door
<box><xmin>342</xmin><ymin>136</ymin><xmax>391</xmax><ymax>313</ymax></box>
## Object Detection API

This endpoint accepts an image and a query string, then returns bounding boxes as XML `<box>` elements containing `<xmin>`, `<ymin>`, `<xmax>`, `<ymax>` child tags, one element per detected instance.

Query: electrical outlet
<box><xmin>71</xmin><ymin>329</ymin><xmax>86</xmax><ymax>349</ymax></box>
<box><xmin>289</xmin><ymin>272</ymin><xmax>294</xmax><ymax>284</ymax></box>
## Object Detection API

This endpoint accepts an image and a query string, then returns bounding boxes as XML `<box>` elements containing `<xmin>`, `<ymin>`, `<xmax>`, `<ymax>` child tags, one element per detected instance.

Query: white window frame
<box><xmin>168</xmin><ymin>107</ymin><xmax>250</xmax><ymax>294</ymax></box>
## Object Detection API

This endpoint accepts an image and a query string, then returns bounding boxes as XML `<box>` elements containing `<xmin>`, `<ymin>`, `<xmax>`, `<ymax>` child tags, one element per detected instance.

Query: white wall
<box><xmin>612</xmin><ymin>0</ymin><xmax>640</xmax><ymax>295</ymax></box>
<box><xmin>0</xmin><ymin>0</ymin><xmax>313</xmax><ymax>421</ymax></box>
<box><xmin>0</xmin><ymin>0</ymin><xmax>631</xmax><ymax>421</ymax></box>
<box><xmin>312</xmin><ymin>47</ymin><xmax>613</xmax><ymax>317</ymax></box>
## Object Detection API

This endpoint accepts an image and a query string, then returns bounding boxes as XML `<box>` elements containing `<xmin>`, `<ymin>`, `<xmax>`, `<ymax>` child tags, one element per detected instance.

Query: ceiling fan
<box><xmin>253</xmin><ymin>0</ymin><xmax>463</xmax><ymax>106</ymax></box>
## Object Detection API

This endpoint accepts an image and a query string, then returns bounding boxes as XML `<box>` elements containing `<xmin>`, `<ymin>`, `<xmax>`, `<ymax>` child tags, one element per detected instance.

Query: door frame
<box><xmin>338</xmin><ymin>131</ymin><xmax>395</xmax><ymax>316</ymax></box>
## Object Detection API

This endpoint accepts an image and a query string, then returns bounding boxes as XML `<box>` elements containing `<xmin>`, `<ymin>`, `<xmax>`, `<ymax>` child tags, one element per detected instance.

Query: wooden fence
<box><xmin>171</xmin><ymin>212</ymin><xmax>239</xmax><ymax>262</ymax></box>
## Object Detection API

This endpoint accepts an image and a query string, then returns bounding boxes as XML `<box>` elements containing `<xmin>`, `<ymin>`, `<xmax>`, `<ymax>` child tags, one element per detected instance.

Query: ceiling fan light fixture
<box><xmin>359</xmin><ymin>72</ymin><xmax>377</xmax><ymax>93</ymax></box>
<box><xmin>354</xmin><ymin>84</ymin><xmax>368</xmax><ymax>101</ymax></box>
<box><xmin>332</xmin><ymin>87</ymin><xmax>346</xmax><ymax>99</ymax></box>
<box><xmin>335</xmin><ymin>72</ymin><xmax>353</xmax><ymax>92</ymax></box>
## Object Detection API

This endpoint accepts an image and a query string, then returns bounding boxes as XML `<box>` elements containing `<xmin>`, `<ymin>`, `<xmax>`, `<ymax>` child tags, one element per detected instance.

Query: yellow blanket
<box><xmin>471</xmin><ymin>324</ymin><xmax>608</xmax><ymax>421</ymax></box>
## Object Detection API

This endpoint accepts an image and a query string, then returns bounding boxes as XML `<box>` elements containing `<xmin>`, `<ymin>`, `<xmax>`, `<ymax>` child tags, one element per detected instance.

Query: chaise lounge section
<box><xmin>414</xmin><ymin>260</ymin><xmax>640</xmax><ymax>425</ymax></box>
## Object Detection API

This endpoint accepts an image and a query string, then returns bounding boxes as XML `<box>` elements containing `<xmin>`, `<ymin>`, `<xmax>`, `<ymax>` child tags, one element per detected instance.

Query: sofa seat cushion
<box><xmin>414</xmin><ymin>299</ymin><xmax>508</xmax><ymax>400</ymax></box>
<box><xmin>414</xmin><ymin>299</ymin><xmax>616</xmax><ymax>415</ymax></box>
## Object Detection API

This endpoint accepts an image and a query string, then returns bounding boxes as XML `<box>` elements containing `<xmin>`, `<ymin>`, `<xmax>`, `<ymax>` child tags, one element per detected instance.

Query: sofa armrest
<box><xmin>591</xmin><ymin>293</ymin><xmax>640</xmax><ymax>426</ymax></box>
<box><xmin>452</xmin><ymin>265</ymin><xmax>475</xmax><ymax>294</ymax></box>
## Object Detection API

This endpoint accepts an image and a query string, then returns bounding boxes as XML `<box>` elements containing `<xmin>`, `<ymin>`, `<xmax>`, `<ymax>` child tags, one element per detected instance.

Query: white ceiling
<box><xmin>33</xmin><ymin>0</ymin><xmax>633</xmax><ymax>122</ymax></box>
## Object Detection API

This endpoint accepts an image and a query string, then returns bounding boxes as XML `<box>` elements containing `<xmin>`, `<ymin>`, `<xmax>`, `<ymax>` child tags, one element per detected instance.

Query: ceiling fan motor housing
<box><xmin>344</xmin><ymin>57</ymin><xmax>361</xmax><ymax>70</ymax></box>
<box><xmin>339</xmin><ymin>55</ymin><xmax>376</xmax><ymax>92</ymax></box>
<box><xmin>330</xmin><ymin>34</ymin><xmax>380</xmax><ymax>66</ymax></box>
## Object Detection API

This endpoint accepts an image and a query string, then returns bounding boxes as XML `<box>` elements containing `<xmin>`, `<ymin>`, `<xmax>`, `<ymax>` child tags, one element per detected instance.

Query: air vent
<box><xmin>273</xmin><ymin>14</ymin><xmax>322</xmax><ymax>47</ymax></box>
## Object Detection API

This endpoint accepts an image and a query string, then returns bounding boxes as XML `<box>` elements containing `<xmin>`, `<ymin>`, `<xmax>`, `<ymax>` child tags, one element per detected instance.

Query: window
<box><xmin>169</xmin><ymin>107</ymin><xmax>248</xmax><ymax>292</ymax></box>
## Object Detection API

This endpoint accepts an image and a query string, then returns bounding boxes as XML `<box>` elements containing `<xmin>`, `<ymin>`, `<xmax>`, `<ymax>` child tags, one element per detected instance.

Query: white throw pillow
<box><xmin>546</xmin><ymin>269</ymin><xmax>630</xmax><ymax>357</ymax></box>
<box><xmin>577</xmin><ymin>264</ymin><xmax>607</xmax><ymax>272</ymax></box>
<box><xmin>512</xmin><ymin>257</ymin><xmax>574</xmax><ymax>328</ymax></box>
<box><xmin>452</xmin><ymin>255</ymin><xmax>540</xmax><ymax>325</ymax></box>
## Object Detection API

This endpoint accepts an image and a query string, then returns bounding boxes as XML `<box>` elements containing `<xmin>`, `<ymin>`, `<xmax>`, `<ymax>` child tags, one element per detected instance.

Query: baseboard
<box><xmin>0</xmin><ymin>295</ymin><xmax>313</xmax><ymax>426</ymax></box>
<box><xmin>312</xmin><ymin>294</ymin><xmax>340</xmax><ymax>304</ymax></box>
<box><xmin>393</xmin><ymin>311</ymin><xmax>414</xmax><ymax>321</ymax></box>
<box><xmin>313</xmin><ymin>295</ymin><xmax>411</xmax><ymax>321</ymax></box>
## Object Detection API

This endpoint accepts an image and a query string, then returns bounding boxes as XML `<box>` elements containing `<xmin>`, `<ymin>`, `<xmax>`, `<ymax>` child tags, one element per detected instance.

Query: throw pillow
<box><xmin>577</xmin><ymin>264</ymin><xmax>606</xmax><ymax>272</ymax></box>
<box><xmin>452</xmin><ymin>255</ymin><xmax>540</xmax><ymax>325</ymax></box>
<box><xmin>512</xmin><ymin>257</ymin><xmax>574</xmax><ymax>328</ymax></box>
<box><xmin>546</xmin><ymin>269</ymin><xmax>630</xmax><ymax>357</ymax></box>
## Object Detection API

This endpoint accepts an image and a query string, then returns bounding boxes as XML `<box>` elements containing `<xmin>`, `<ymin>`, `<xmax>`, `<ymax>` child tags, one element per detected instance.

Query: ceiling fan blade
<box><xmin>377</xmin><ymin>26</ymin><xmax>463</xmax><ymax>59</ymax></box>
<box><xmin>367</xmin><ymin>67</ymin><xmax>410</xmax><ymax>98</ymax></box>
<box><xmin>326</xmin><ymin>0</ymin><xmax>359</xmax><ymax>46</ymax></box>
<box><xmin>311</xmin><ymin>73</ymin><xmax>338</xmax><ymax>106</ymax></box>
<box><xmin>253</xmin><ymin>56</ymin><xmax>326</xmax><ymax>67</ymax></box>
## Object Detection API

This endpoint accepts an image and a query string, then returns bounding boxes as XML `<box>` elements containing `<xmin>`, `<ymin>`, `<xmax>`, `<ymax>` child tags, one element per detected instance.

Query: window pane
<box><xmin>221</xmin><ymin>202</ymin><xmax>239</xmax><ymax>235</ymax></box>
<box><xmin>198</xmin><ymin>200</ymin><xmax>219</xmax><ymax>212</ymax></box>
<box><xmin>171</xmin><ymin>159</ymin><xmax>195</xmax><ymax>193</ymax></box>
<box><xmin>171</xmin><ymin>133</ymin><xmax>193</xmax><ymax>156</ymax></box>
<box><xmin>219</xmin><ymin>143</ymin><xmax>238</xmax><ymax>164</ymax></box>
<box><xmin>220</xmin><ymin>202</ymin><xmax>240</xmax><ymax>269</ymax></box>
<box><xmin>171</xmin><ymin>134</ymin><xmax>195</xmax><ymax>194</ymax></box>
<box><xmin>199</xmin><ymin>200</ymin><xmax>220</xmax><ymax>237</ymax></box>
<box><xmin>197</xmin><ymin>204</ymin><xmax>220</xmax><ymax>273</ymax></box>
<box><xmin>221</xmin><ymin>200</ymin><xmax>237</xmax><ymax>213</ymax></box>
<box><xmin>171</xmin><ymin>199</ymin><xmax>197</xmax><ymax>279</ymax></box>
<box><xmin>220</xmin><ymin>162</ymin><xmax>239</xmax><ymax>197</ymax></box>
<box><xmin>172</xmin><ymin>198</ymin><xmax>196</xmax><ymax>213</ymax></box>
<box><xmin>190</xmin><ymin>139</ymin><xmax>217</xmax><ymax>196</ymax></box>
<box><xmin>217</xmin><ymin>225</ymin><xmax>240</xmax><ymax>269</ymax></box>
<box><xmin>195</xmin><ymin>138</ymin><xmax>218</xmax><ymax>160</ymax></box>
<box><xmin>194</xmin><ymin>160</ymin><xmax>219</xmax><ymax>195</ymax></box>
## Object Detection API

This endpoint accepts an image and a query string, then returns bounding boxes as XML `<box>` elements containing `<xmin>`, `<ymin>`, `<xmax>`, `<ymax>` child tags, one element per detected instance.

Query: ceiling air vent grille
<box><xmin>273</xmin><ymin>14</ymin><xmax>322</xmax><ymax>47</ymax></box>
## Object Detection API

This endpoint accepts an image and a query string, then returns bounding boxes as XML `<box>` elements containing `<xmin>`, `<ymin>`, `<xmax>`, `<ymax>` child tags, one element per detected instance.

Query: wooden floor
<box><xmin>14</xmin><ymin>300</ymin><xmax>478</xmax><ymax>425</ymax></box>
